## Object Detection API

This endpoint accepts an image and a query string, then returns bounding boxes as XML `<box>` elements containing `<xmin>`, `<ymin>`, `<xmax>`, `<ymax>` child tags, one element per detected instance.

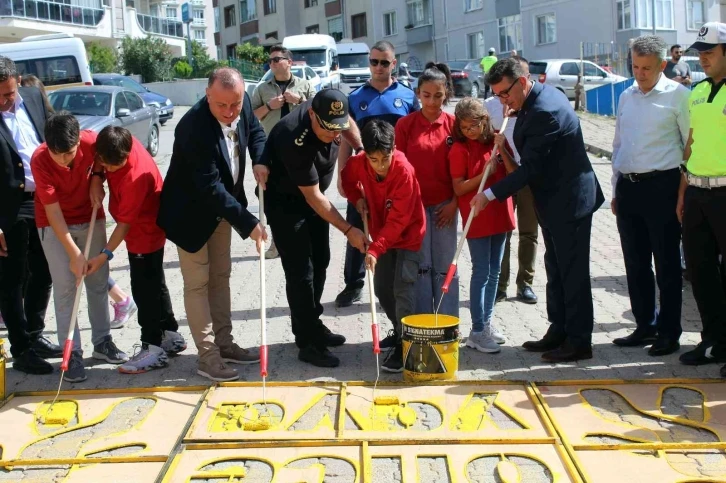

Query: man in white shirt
<box><xmin>610</xmin><ymin>35</ymin><xmax>690</xmax><ymax>356</ymax></box>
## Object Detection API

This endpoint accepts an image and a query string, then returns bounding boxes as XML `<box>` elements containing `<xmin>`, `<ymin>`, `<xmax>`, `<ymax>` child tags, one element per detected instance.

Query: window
<box><xmin>214</xmin><ymin>6</ymin><xmax>219</xmax><ymax>32</ymax></box>
<box><xmin>165</xmin><ymin>7</ymin><xmax>177</xmax><ymax>18</ymax></box>
<box><xmin>304</xmin><ymin>0</ymin><xmax>318</xmax><ymax>7</ymax></box>
<box><xmin>467</xmin><ymin>31</ymin><xmax>484</xmax><ymax>59</ymax></box>
<box><xmin>305</xmin><ymin>67</ymin><xmax>316</xmax><ymax>79</ymax></box>
<box><xmin>559</xmin><ymin>62</ymin><xmax>579</xmax><ymax>76</ymax></box>
<box><xmin>535</xmin><ymin>13</ymin><xmax>556</xmax><ymax>45</ymax></box>
<box><xmin>583</xmin><ymin>63</ymin><xmax>603</xmax><ymax>77</ymax></box>
<box><xmin>687</xmin><ymin>0</ymin><xmax>705</xmax><ymax>30</ymax></box>
<box><xmin>637</xmin><ymin>0</ymin><xmax>673</xmax><ymax>29</ymax></box>
<box><xmin>383</xmin><ymin>11</ymin><xmax>397</xmax><ymax>36</ymax></box>
<box><xmin>328</xmin><ymin>16</ymin><xmax>343</xmax><ymax>42</ymax></box>
<box><xmin>224</xmin><ymin>6</ymin><xmax>235</xmax><ymax>27</ymax></box>
<box><xmin>240</xmin><ymin>0</ymin><xmax>257</xmax><ymax>22</ymax></box>
<box><xmin>124</xmin><ymin>92</ymin><xmax>144</xmax><ymax>111</ymax></box>
<box><xmin>406</xmin><ymin>0</ymin><xmax>431</xmax><ymax>27</ymax></box>
<box><xmin>194</xmin><ymin>29</ymin><xmax>205</xmax><ymax>40</ymax></box>
<box><xmin>498</xmin><ymin>15</ymin><xmax>522</xmax><ymax>52</ymax></box>
<box><xmin>464</xmin><ymin>0</ymin><xmax>482</xmax><ymax>12</ymax></box>
<box><xmin>14</xmin><ymin>56</ymin><xmax>81</xmax><ymax>87</ymax></box>
<box><xmin>263</xmin><ymin>0</ymin><xmax>276</xmax><ymax>15</ymax></box>
<box><xmin>266</xmin><ymin>31</ymin><xmax>278</xmax><ymax>39</ymax></box>
<box><xmin>193</xmin><ymin>9</ymin><xmax>204</xmax><ymax>19</ymax></box>
<box><xmin>306</xmin><ymin>24</ymin><xmax>320</xmax><ymax>34</ymax></box>
<box><xmin>115</xmin><ymin>93</ymin><xmax>129</xmax><ymax>112</ymax></box>
<box><xmin>226</xmin><ymin>44</ymin><xmax>237</xmax><ymax>60</ymax></box>
<box><xmin>351</xmin><ymin>13</ymin><xmax>367</xmax><ymax>38</ymax></box>
<box><xmin>616</xmin><ymin>0</ymin><xmax>632</xmax><ymax>30</ymax></box>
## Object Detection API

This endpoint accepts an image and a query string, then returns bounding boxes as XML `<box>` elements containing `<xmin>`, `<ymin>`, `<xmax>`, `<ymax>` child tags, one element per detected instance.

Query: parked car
<box><xmin>258</xmin><ymin>64</ymin><xmax>323</xmax><ymax>92</ymax></box>
<box><xmin>47</xmin><ymin>86</ymin><xmax>160</xmax><ymax>157</ymax></box>
<box><xmin>92</xmin><ymin>73</ymin><xmax>174</xmax><ymax>125</ymax></box>
<box><xmin>666</xmin><ymin>55</ymin><xmax>706</xmax><ymax>84</ymax></box>
<box><xmin>446</xmin><ymin>61</ymin><xmax>475</xmax><ymax>97</ymax></box>
<box><xmin>528</xmin><ymin>59</ymin><xmax>627</xmax><ymax>100</ymax></box>
<box><xmin>462</xmin><ymin>62</ymin><xmax>485</xmax><ymax>98</ymax></box>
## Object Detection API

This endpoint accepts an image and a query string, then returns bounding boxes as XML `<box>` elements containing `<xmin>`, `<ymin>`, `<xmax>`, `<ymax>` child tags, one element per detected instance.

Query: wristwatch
<box><xmin>101</xmin><ymin>248</ymin><xmax>114</xmax><ymax>260</ymax></box>
<box><xmin>265</xmin><ymin>100</ymin><xmax>274</xmax><ymax>110</ymax></box>
<box><xmin>91</xmin><ymin>171</ymin><xmax>106</xmax><ymax>181</ymax></box>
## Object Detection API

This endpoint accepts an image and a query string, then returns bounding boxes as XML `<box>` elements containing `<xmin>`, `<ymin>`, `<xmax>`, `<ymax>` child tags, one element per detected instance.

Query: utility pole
<box><xmin>652</xmin><ymin>0</ymin><xmax>656</xmax><ymax>34</ymax></box>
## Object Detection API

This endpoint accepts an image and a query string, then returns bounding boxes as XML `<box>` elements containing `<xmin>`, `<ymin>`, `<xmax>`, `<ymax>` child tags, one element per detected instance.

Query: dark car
<box><xmin>446</xmin><ymin>61</ymin><xmax>474</xmax><ymax>97</ymax></box>
<box><xmin>93</xmin><ymin>73</ymin><xmax>174</xmax><ymax>125</ymax></box>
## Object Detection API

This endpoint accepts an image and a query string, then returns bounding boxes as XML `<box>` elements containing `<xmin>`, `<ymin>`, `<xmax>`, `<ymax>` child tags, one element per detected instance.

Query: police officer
<box><xmin>256</xmin><ymin>89</ymin><xmax>366</xmax><ymax>368</ymax></box>
<box><xmin>676</xmin><ymin>22</ymin><xmax>726</xmax><ymax>372</ymax></box>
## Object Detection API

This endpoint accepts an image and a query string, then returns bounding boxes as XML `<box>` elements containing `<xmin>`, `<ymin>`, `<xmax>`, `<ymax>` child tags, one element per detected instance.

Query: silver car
<box><xmin>47</xmin><ymin>86</ymin><xmax>160</xmax><ymax>157</ymax></box>
<box><xmin>529</xmin><ymin>59</ymin><xmax>627</xmax><ymax>100</ymax></box>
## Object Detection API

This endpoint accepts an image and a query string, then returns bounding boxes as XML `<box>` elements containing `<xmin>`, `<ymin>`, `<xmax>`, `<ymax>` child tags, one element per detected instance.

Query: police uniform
<box><xmin>679</xmin><ymin>22</ymin><xmax>726</xmax><ymax>368</ymax></box>
<box><xmin>257</xmin><ymin>89</ymin><xmax>350</xmax><ymax>367</ymax></box>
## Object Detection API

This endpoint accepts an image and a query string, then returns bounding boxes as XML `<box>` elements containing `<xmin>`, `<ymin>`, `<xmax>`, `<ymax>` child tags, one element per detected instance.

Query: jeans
<box><xmin>415</xmin><ymin>200</ymin><xmax>459</xmax><ymax>318</ymax></box>
<box><xmin>467</xmin><ymin>234</ymin><xmax>507</xmax><ymax>332</ymax></box>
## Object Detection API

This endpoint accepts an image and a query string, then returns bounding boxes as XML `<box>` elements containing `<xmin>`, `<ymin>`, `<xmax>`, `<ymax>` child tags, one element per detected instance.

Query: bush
<box><xmin>119</xmin><ymin>36</ymin><xmax>172</xmax><ymax>83</ymax></box>
<box><xmin>173</xmin><ymin>61</ymin><xmax>193</xmax><ymax>78</ymax></box>
<box><xmin>87</xmin><ymin>42</ymin><xmax>117</xmax><ymax>74</ymax></box>
<box><xmin>236</xmin><ymin>43</ymin><xmax>266</xmax><ymax>64</ymax></box>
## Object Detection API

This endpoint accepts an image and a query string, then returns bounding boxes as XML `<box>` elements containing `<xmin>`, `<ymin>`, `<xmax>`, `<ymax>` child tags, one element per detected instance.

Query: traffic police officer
<box><xmin>256</xmin><ymin>89</ymin><xmax>366</xmax><ymax>368</ymax></box>
<box><xmin>676</xmin><ymin>22</ymin><xmax>726</xmax><ymax>372</ymax></box>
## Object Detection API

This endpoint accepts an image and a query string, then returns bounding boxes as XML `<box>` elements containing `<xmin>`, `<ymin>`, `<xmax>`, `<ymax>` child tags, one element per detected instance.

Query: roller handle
<box><xmin>371</xmin><ymin>323</ymin><xmax>380</xmax><ymax>355</ymax></box>
<box><xmin>441</xmin><ymin>264</ymin><xmax>458</xmax><ymax>294</ymax></box>
<box><xmin>60</xmin><ymin>339</ymin><xmax>74</xmax><ymax>372</ymax></box>
<box><xmin>260</xmin><ymin>345</ymin><xmax>268</xmax><ymax>378</ymax></box>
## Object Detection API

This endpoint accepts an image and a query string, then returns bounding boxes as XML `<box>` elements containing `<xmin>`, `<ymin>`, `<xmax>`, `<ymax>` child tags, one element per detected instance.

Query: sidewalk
<box><xmin>578</xmin><ymin>111</ymin><xmax>616</xmax><ymax>158</ymax></box>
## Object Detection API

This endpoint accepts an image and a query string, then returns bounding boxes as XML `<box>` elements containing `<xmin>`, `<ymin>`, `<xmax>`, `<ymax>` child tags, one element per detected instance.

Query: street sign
<box><xmin>181</xmin><ymin>2</ymin><xmax>191</xmax><ymax>24</ymax></box>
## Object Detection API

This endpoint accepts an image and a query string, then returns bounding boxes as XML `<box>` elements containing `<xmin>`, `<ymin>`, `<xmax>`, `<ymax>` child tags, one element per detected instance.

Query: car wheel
<box><xmin>147</xmin><ymin>125</ymin><xmax>159</xmax><ymax>157</ymax></box>
<box><xmin>471</xmin><ymin>83</ymin><xmax>479</xmax><ymax>98</ymax></box>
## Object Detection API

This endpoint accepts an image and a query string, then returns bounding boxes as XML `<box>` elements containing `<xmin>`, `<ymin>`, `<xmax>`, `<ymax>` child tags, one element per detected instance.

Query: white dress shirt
<box><xmin>1</xmin><ymin>94</ymin><xmax>41</xmax><ymax>192</ymax></box>
<box><xmin>219</xmin><ymin>119</ymin><xmax>240</xmax><ymax>184</ymax></box>
<box><xmin>611</xmin><ymin>74</ymin><xmax>690</xmax><ymax>191</ymax></box>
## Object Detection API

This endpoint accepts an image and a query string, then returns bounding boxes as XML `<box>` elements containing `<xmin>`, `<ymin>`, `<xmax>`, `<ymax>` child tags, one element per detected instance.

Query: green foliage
<box><xmin>86</xmin><ymin>42</ymin><xmax>117</xmax><ymax>74</ymax></box>
<box><xmin>119</xmin><ymin>36</ymin><xmax>172</xmax><ymax>83</ymax></box>
<box><xmin>173</xmin><ymin>60</ymin><xmax>193</xmax><ymax>78</ymax></box>
<box><xmin>235</xmin><ymin>42</ymin><xmax>266</xmax><ymax>64</ymax></box>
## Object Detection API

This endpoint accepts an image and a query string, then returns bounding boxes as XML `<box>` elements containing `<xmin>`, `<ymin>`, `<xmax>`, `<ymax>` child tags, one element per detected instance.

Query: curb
<box><xmin>585</xmin><ymin>143</ymin><xmax>613</xmax><ymax>160</ymax></box>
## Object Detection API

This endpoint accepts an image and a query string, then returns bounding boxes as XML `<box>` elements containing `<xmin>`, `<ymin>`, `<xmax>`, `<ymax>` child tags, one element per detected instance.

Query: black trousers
<box><xmin>541</xmin><ymin>214</ymin><xmax>595</xmax><ymax>349</ymax></box>
<box><xmin>682</xmin><ymin>185</ymin><xmax>726</xmax><ymax>350</ymax></box>
<box><xmin>128</xmin><ymin>247</ymin><xmax>178</xmax><ymax>347</ymax></box>
<box><xmin>267</xmin><ymin>197</ymin><xmax>330</xmax><ymax>349</ymax></box>
<box><xmin>373</xmin><ymin>249</ymin><xmax>420</xmax><ymax>338</ymax></box>
<box><xmin>0</xmin><ymin>214</ymin><xmax>52</xmax><ymax>357</ymax></box>
<box><xmin>343</xmin><ymin>202</ymin><xmax>365</xmax><ymax>288</ymax></box>
<box><xmin>615</xmin><ymin>170</ymin><xmax>682</xmax><ymax>339</ymax></box>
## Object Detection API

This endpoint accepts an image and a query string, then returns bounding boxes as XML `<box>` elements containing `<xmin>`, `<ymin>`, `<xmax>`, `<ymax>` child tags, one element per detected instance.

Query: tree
<box><xmin>86</xmin><ymin>42</ymin><xmax>117</xmax><ymax>74</ymax></box>
<box><xmin>119</xmin><ymin>36</ymin><xmax>172</xmax><ymax>83</ymax></box>
<box><xmin>173</xmin><ymin>61</ymin><xmax>193</xmax><ymax>79</ymax></box>
<box><xmin>189</xmin><ymin>41</ymin><xmax>217</xmax><ymax>78</ymax></box>
<box><xmin>236</xmin><ymin>42</ymin><xmax>266</xmax><ymax>64</ymax></box>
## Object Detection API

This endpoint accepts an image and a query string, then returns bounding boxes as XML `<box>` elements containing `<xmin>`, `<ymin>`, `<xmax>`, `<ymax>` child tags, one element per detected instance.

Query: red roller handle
<box><xmin>260</xmin><ymin>345</ymin><xmax>268</xmax><ymax>377</ymax></box>
<box><xmin>371</xmin><ymin>324</ymin><xmax>380</xmax><ymax>354</ymax></box>
<box><xmin>441</xmin><ymin>264</ymin><xmax>458</xmax><ymax>293</ymax></box>
<box><xmin>60</xmin><ymin>339</ymin><xmax>74</xmax><ymax>372</ymax></box>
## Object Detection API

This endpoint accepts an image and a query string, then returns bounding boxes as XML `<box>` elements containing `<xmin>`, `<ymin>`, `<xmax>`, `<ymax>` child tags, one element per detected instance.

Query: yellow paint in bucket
<box><xmin>401</xmin><ymin>314</ymin><xmax>460</xmax><ymax>382</ymax></box>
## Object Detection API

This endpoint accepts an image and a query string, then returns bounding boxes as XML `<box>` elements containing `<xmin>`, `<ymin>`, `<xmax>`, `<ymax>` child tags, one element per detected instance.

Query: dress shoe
<box><xmin>648</xmin><ymin>337</ymin><xmax>680</xmax><ymax>356</ymax></box>
<box><xmin>516</xmin><ymin>286</ymin><xmax>538</xmax><ymax>304</ymax></box>
<box><xmin>321</xmin><ymin>325</ymin><xmax>346</xmax><ymax>347</ymax></box>
<box><xmin>31</xmin><ymin>336</ymin><xmax>63</xmax><ymax>359</ymax></box>
<box><xmin>13</xmin><ymin>349</ymin><xmax>53</xmax><ymax>375</ymax></box>
<box><xmin>720</xmin><ymin>364</ymin><xmax>726</xmax><ymax>378</ymax></box>
<box><xmin>612</xmin><ymin>328</ymin><xmax>657</xmax><ymax>347</ymax></box>
<box><xmin>522</xmin><ymin>337</ymin><xmax>564</xmax><ymax>352</ymax></box>
<box><xmin>495</xmin><ymin>291</ymin><xmax>507</xmax><ymax>303</ymax></box>
<box><xmin>299</xmin><ymin>345</ymin><xmax>340</xmax><ymax>367</ymax></box>
<box><xmin>679</xmin><ymin>342</ymin><xmax>726</xmax><ymax>366</ymax></box>
<box><xmin>541</xmin><ymin>343</ymin><xmax>593</xmax><ymax>363</ymax></box>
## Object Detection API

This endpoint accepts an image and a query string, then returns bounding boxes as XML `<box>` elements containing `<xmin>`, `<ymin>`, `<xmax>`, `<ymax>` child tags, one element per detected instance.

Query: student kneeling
<box><xmin>341</xmin><ymin>120</ymin><xmax>426</xmax><ymax>373</ymax></box>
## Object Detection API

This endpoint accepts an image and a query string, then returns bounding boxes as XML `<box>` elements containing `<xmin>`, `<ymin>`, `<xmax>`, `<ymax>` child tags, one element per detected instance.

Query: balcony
<box><xmin>0</xmin><ymin>0</ymin><xmax>105</xmax><ymax>27</ymax></box>
<box><xmin>136</xmin><ymin>12</ymin><xmax>183</xmax><ymax>37</ymax></box>
<box><xmin>405</xmin><ymin>23</ymin><xmax>432</xmax><ymax>45</ymax></box>
<box><xmin>191</xmin><ymin>0</ymin><xmax>204</xmax><ymax>5</ymax></box>
<box><xmin>191</xmin><ymin>17</ymin><xmax>205</xmax><ymax>27</ymax></box>
<box><xmin>194</xmin><ymin>38</ymin><xmax>206</xmax><ymax>47</ymax></box>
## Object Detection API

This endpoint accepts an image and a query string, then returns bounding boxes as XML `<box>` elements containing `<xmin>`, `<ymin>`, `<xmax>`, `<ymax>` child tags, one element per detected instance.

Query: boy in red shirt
<box><xmin>31</xmin><ymin>112</ymin><xmax>128</xmax><ymax>383</ymax></box>
<box><xmin>87</xmin><ymin>126</ymin><xmax>187</xmax><ymax>374</ymax></box>
<box><xmin>341</xmin><ymin>119</ymin><xmax>426</xmax><ymax>373</ymax></box>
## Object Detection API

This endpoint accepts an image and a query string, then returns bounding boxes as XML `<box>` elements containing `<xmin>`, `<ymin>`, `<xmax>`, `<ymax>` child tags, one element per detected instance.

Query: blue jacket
<box><xmin>490</xmin><ymin>82</ymin><xmax>604</xmax><ymax>227</ymax></box>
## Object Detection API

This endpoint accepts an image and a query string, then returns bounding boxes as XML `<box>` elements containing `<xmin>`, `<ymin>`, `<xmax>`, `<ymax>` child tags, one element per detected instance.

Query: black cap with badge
<box><xmin>311</xmin><ymin>89</ymin><xmax>351</xmax><ymax>131</ymax></box>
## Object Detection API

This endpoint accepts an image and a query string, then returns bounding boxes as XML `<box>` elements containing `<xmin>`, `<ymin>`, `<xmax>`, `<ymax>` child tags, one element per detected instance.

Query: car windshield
<box><xmin>447</xmin><ymin>61</ymin><xmax>469</xmax><ymax>71</ymax></box>
<box><xmin>338</xmin><ymin>53</ymin><xmax>368</xmax><ymax>69</ymax></box>
<box><xmin>685</xmin><ymin>59</ymin><xmax>704</xmax><ymax>73</ymax></box>
<box><xmin>96</xmin><ymin>76</ymin><xmax>146</xmax><ymax>93</ymax></box>
<box><xmin>48</xmin><ymin>91</ymin><xmax>112</xmax><ymax>116</ymax></box>
<box><xmin>289</xmin><ymin>49</ymin><xmax>326</xmax><ymax>67</ymax></box>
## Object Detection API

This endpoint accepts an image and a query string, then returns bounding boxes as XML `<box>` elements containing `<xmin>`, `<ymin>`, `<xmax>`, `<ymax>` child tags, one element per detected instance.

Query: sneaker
<box><xmin>197</xmin><ymin>358</ymin><xmax>239</xmax><ymax>382</ymax></box>
<box><xmin>321</xmin><ymin>325</ymin><xmax>346</xmax><ymax>347</ymax></box>
<box><xmin>63</xmin><ymin>352</ymin><xmax>87</xmax><ymax>383</ymax></box>
<box><xmin>335</xmin><ymin>284</ymin><xmax>363</xmax><ymax>308</ymax></box>
<box><xmin>220</xmin><ymin>342</ymin><xmax>260</xmax><ymax>365</ymax></box>
<box><xmin>489</xmin><ymin>324</ymin><xmax>506</xmax><ymax>345</ymax></box>
<box><xmin>111</xmin><ymin>297</ymin><xmax>137</xmax><ymax>329</ymax></box>
<box><xmin>379</xmin><ymin>330</ymin><xmax>398</xmax><ymax>350</ymax></box>
<box><xmin>381</xmin><ymin>345</ymin><xmax>404</xmax><ymax>373</ymax></box>
<box><xmin>465</xmin><ymin>329</ymin><xmax>501</xmax><ymax>353</ymax></box>
<box><xmin>119</xmin><ymin>344</ymin><xmax>169</xmax><ymax>374</ymax></box>
<box><xmin>0</xmin><ymin>312</ymin><xmax>5</xmax><ymax>330</ymax></box>
<box><xmin>161</xmin><ymin>330</ymin><xmax>187</xmax><ymax>355</ymax></box>
<box><xmin>495</xmin><ymin>291</ymin><xmax>507</xmax><ymax>303</ymax></box>
<box><xmin>92</xmin><ymin>335</ymin><xmax>129</xmax><ymax>364</ymax></box>
<box><xmin>298</xmin><ymin>345</ymin><xmax>340</xmax><ymax>367</ymax></box>
<box><xmin>679</xmin><ymin>342</ymin><xmax>726</xmax><ymax>366</ymax></box>
<box><xmin>265</xmin><ymin>240</ymin><xmax>280</xmax><ymax>259</ymax></box>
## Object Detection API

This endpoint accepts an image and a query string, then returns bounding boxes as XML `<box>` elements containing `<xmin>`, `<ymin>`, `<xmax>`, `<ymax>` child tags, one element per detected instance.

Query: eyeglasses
<box><xmin>493</xmin><ymin>78</ymin><xmax>521</xmax><ymax>99</ymax></box>
<box><xmin>269</xmin><ymin>56</ymin><xmax>288</xmax><ymax>64</ymax></box>
<box><xmin>460</xmin><ymin>119</ymin><xmax>484</xmax><ymax>133</ymax></box>
<box><xmin>369</xmin><ymin>58</ymin><xmax>392</xmax><ymax>68</ymax></box>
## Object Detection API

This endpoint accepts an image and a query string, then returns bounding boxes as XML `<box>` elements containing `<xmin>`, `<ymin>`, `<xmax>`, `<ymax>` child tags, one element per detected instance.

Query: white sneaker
<box><xmin>465</xmin><ymin>328</ymin><xmax>501</xmax><ymax>353</ymax></box>
<box><xmin>119</xmin><ymin>344</ymin><xmax>168</xmax><ymax>374</ymax></box>
<box><xmin>111</xmin><ymin>297</ymin><xmax>137</xmax><ymax>329</ymax></box>
<box><xmin>160</xmin><ymin>330</ymin><xmax>187</xmax><ymax>354</ymax></box>
<box><xmin>265</xmin><ymin>240</ymin><xmax>279</xmax><ymax>259</ymax></box>
<box><xmin>489</xmin><ymin>324</ymin><xmax>506</xmax><ymax>344</ymax></box>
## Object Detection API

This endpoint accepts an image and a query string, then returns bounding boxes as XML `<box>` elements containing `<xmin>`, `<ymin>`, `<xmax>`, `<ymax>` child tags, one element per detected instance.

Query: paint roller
<box><xmin>257</xmin><ymin>183</ymin><xmax>272</xmax><ymax>432</ymax></box>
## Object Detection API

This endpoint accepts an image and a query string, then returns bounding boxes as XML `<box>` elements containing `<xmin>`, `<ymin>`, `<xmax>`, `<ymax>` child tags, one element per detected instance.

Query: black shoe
<box><xmin>516</xmin><ymin>286</ymin><xmax>538</xmax><ymax>304</ymax></box>
<box><xmin>648</xmin><ymin>337</ymin><xmax>680</xmax><ymax>357</ymax></box>
<box><xmin>720</xmin><ymin>364</ymin><xmax>726</xmax><ymax>378</ymax></box>
<box><xmin>379</xmin><ymin>330</ymin><xmax>398</xmax><ymax>350</ymax></box>
<box><xmin>522</xmin><ymin>336</ymin><xmax>564</xmax><ymax>353</ymax></box>
<box><xmin>335</xmin><ymin>284</ymin><xmax>363</xmax><ymax>308</ymax></box>
<box><xmin>381</xmin><ymin>345</ymin><xmax>403</xmax><ymax>373</ymax></box>
<box><xmin>612</xmin><ymin>328</ymin><xmax>657</xmax><ymax>347</ymax></box>
<box><xmin>495</xmin><ymin>291</ymin><xmax>507</xmax><ymax>303</ymax></box>
<box><xmin>679</xmin><ymin>342</ymin><xmax>726</xmax><ymax>366</ymax></box>
<box><xmin>31</xmin><ymin>336</ymin><xmax>63</xmax><ymax>359</ymax></box>
<box><xmin>541</xmin><ymin>341</ymin><xmax>593</xmax><ymax>363</ymax></box>
<box><xmin>298</xmin><ymin>345</ymin><xmax>340</xmax><ymax>368</ymax></box>
<box><xmin>13</xmin><ymin>349</ymin><xmax>53</xmax><ymax>375</ymax></box>
<box><xmin>321</xmin><ymin>325</ymin><xmax>346</xmax><ymax>347</ymax></box>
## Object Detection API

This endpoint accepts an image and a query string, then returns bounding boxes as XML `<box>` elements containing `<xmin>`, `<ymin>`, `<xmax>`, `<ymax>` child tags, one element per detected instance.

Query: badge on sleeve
<box><xmin>394</xmin><ymin>98</ymin><xmax>403</xmax><ymax>108</ymax></box>
<box><xmin>446</xmin><ymin>136</ymin><xmax>454</xmax><ymax>147</ymax></box>
<box><xmin>360</xmin><ymin>101</ymin><xmax>368</xmax><ymax>111</ymax></box>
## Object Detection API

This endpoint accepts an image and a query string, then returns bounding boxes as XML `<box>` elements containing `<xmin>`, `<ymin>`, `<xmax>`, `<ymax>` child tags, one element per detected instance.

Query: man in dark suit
<box><xmin>471</xmin><ymin>58</ymin><xmax>605</xmax><ymax>362</ymax></box>
<box><xmin>158</xmin><ymin>67</ymin><xmax>267</xmax><ymax>382</ymax></box>
<box><xmin>0</xmin><ymin>55</ymin><xmax>61</xmax><ymax>374</ymax></box>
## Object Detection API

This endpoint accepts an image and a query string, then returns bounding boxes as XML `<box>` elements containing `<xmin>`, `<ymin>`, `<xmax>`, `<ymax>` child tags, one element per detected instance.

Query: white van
<box><xmin>0</xmin><ymin>33</ymin><xmax>92</xmax><ymax>91</ymax></box>
<box><xmin>336</xmin><ymin>42</ymin><xmax>370</xmax><ymax>91</ymax></box>
<box><xmin>283</xmin><ymin>34</ymin><xmax>341</xmax><ymax>90</ymax></box>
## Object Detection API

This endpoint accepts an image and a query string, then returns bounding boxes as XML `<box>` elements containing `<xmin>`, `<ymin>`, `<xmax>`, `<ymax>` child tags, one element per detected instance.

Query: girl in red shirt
<box><xmin>394</xmin><ymin>62</ymin><xmax>459</xmax><ymax>317</ymax></box>
<box><xmin>449</xmin><ymin>98</ymin><xmax>516</xmax><ymax>354</ymax></box>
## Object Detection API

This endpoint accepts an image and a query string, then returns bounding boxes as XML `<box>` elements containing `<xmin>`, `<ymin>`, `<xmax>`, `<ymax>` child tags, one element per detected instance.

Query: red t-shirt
<box><xmin>394</xmin><ymin>111</ymin><xmax>455</xmax><ymax>207</ymax></box>
<box><xmin>341</xmin><ymin>149</ymin><xmax>426</xmax><ymax>259</ymax></box>
<box><xmin>105</xmin><ymin>138</ymin><xmax>166</xmax><ymax>254</ymax></box>
<box><xmin>32</xmin><ymin>130</ymin><xmax>105</xmax><ymax>228</ymax></box>
<box><xmin>448</xmin><ymin>139</ymin><xmax>515</xmax><ymax>239</ymax></box>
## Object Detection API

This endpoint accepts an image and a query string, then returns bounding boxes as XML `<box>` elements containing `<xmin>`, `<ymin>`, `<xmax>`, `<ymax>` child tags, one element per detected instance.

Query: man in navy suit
<box><xmin>158</xmin><ymin>67</ymin><xmax>268</xmax><ymax>382</ymax></box>
<box><xmin>472</xmin><ymin>58</ymin><xmax>604</xmax><ymax>362</ymax></box>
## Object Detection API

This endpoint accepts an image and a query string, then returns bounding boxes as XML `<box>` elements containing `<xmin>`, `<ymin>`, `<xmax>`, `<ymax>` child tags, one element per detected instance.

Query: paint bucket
<box><xmin>401</xmin><ymin>314</ymin><xmax>460</xmax><ymax>382</ymax></box>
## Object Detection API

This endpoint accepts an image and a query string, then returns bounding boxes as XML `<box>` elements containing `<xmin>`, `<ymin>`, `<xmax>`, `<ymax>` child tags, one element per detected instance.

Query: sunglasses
<box><xmin>493</xmin><ymin>78</ymin><xmax>521</xmax><ymax>99</ymax></box>
<box><xmin>369</xmin><ymin>58</ymin><xmax>392</xmax><ymax>68</ymax></box>
<box><xmin>269</xmin><ymin>56</ymin><xmax>288</xmax><ymax>64</ymax></box>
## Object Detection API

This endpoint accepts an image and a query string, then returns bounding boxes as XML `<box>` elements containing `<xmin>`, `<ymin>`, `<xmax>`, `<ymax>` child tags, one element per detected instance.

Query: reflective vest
<box><xmin>687</xmin><ymin>79</ymin><xmax>726</xmax><ymax>177</ymax></box>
